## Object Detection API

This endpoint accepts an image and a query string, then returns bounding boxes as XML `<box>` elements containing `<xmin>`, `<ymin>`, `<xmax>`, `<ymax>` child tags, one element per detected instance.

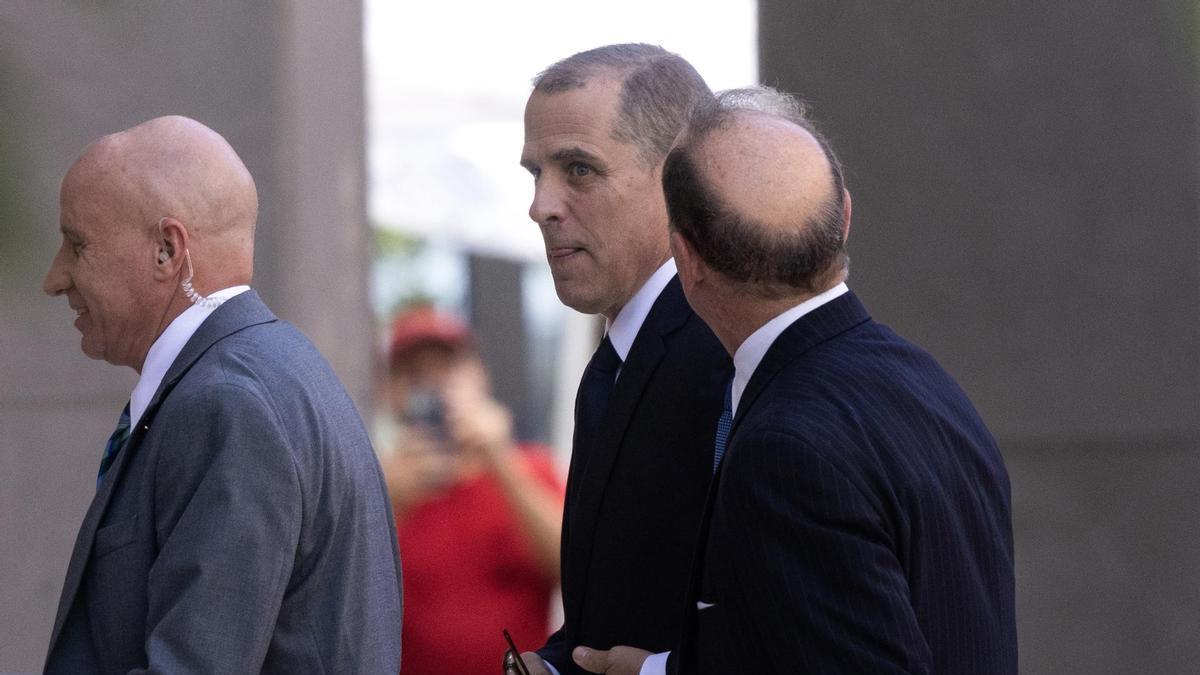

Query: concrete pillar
<box><xmin>0</xmin><ymin>2</ymin><xmax>369</xmax><ymax>669</ymax></box>
<box><xmin>758</xmin><ymin>2</ymin><xmax>1199</xmax><ymax>672</ymax></box>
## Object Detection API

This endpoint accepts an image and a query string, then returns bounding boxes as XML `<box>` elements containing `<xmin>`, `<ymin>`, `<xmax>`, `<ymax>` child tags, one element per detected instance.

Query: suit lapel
<box><xmin>46</xmin><ymin>291</ymin><xmax>277</xmax><ymax>654</ymax></box>
<box><xmin>730</xmin><ymin>291</ymin><xmax>871</xmax><ymax>436</ymax></box>
<box><xmin>565</xmin><ymin>278</ymin><xmax>692</xmax><ymax>629</ymax></box>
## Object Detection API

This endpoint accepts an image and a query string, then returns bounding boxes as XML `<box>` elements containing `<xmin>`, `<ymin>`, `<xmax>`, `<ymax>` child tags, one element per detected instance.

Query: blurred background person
<box><xmin>378</xmin><ymin>304</ymin><xmax>564</xmax><ymax>675</ymax></box>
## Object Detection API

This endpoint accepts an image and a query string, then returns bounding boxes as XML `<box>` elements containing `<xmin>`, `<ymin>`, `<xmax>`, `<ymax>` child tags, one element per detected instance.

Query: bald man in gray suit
<box><xmin>42</xmin><ymin>116</ymin><xmax>403</xmax><ymax>673</ymax></box>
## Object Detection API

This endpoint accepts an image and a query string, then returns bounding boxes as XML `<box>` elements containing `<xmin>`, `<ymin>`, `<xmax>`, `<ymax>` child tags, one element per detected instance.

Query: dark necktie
<box><xmin>576</xmin><ymin>336</ymin><xmax>622</xmax><ymax>441</ymax></box>
<box><xmin>712</xmin><ymin>382</ymin><xmax>733</xmax><ymax>473</ymax></box>
<box><xmin>97</xmin><ymin>401</ymin><xmax>131</xmax><ymax>489</ymax></box>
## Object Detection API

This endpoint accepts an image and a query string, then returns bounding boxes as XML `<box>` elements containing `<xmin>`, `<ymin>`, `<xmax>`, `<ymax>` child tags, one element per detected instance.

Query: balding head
<box><xmin>701</xmin><ymin>113</ymin><xmax>835</xmax><ymax>233</ymax></box>
<box><xmin>45</xmin><ymin>116</ymin><xmax>258</xmax><ymax>371</ymax></box>
<box><xmin>663</xmin><ymin>87</ymin><xmax>849</xmax><ymax>300</ymax></box>
<box><xmin>62</xmin><ymin>115</ymin><xmax>258</xmax><ymax>274</ymax></box>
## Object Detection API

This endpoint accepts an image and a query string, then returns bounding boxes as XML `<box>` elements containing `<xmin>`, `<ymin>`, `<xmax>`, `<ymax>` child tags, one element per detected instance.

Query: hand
<box><xmin>442</xmin><ymin>377</ymin><xmax>516</xmax><ymax>468</ymax></box>
<box><xmin>379</xmin><ymin>433</ymin><xmax>456</xmax><ymax>512</ymax></box>
<box><xmin>572</xmin><ymin>645</ymin><xmax>652</xmax><ymax>675</ymax></box>
<box><xmin>504</xmin><ymin>650</ymin><xmax>554</xmax><ymax>675</ymax></box>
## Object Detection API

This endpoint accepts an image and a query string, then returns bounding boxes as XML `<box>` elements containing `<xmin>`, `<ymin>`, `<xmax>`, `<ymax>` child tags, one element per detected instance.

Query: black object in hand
<box><xmin>502</xmin><ymin>629</ymin><xmax>532</xmax><ymax>675</ymax></box>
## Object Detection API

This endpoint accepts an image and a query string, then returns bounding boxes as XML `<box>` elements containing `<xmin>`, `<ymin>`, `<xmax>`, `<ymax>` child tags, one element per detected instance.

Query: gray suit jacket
<box><xmin>44</xmin><ymin>291</ymin><xmax>403</xmax><ymax>674</ymax></box>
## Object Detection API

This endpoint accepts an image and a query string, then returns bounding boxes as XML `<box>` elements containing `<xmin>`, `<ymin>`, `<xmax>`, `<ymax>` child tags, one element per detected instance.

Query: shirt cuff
<box><xmin>639</xmin><ymin>651</ymin><xmax>669</xmax><ymax>675</ymax></box>
<box><xmin>545</xmin><ymin>662</ymin><xmax>561</xmax><ymax>675</ymax></box>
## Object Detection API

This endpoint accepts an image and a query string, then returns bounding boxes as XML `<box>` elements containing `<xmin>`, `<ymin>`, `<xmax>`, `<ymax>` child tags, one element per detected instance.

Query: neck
<box><xmin>140</xmin><ymin>290</ymin><xmax>195</xmax><ymax>371</ymax></box>
<box><xmin>600</xmin><ymin>252</ymin><xmax>671</xmax><ymax>322</ymax></box>
<box><xmin>704</xmin><ymin>283</ymin><xmax>831</xmax><ymax>356</ymax></box>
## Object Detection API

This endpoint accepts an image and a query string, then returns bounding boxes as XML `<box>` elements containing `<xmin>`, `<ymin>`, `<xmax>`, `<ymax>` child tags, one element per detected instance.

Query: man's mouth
<box><xmin>549</xmin><ymin>247</ymin><xmax>583</xmax><ymax>259</ymax></box>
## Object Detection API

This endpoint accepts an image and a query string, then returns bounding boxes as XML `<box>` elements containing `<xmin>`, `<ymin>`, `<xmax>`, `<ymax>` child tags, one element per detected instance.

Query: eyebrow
<box><xmin>520</xmin><ymin>146</ymin><xmax>603</xmax><ymax>172</ymax></box>
<box><xmin>552</xmin><ymin>147</ymin><xmax>601</xmax><ymax>164</ymax></box>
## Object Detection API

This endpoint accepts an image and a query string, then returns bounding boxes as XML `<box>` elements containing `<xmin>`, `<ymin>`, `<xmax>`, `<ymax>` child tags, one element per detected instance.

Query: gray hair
<box><xmin>533</xmin><ymin>43</ymin><xmax>712</xmax><ymax>166</ymax></box>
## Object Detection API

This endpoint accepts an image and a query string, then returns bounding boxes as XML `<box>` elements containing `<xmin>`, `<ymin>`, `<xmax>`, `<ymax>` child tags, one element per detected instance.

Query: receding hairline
<box><xmin>532</xmin><ymin>44</ymin><xmax>712</xmax><ymax>166</ymax></box>
<box><xmin>531</xmin><ymin>42</ymin><xmax>666</xmax><ymax>92</ymax></box>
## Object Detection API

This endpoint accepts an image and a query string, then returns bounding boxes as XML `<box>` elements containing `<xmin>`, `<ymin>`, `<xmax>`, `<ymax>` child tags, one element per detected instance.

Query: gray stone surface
<box><xmin>1009</xmin><ymin>440</ymin><xmax>1200</xmax><ymax>673</ymax></box>
<box><xmin>759</xmin><ymin>1</ymin><xmax>1200</xmax><ymax>672</ymax></box>
<box><xmin>0</xmin><ymin>3</ymin><xmax>368</xmax><ymax>670</ymax></box>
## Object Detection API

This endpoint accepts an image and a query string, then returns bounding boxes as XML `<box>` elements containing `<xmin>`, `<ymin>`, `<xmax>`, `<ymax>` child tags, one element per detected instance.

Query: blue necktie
<box><xmin>712</xmin><ymin>382</ymin><xmax>732</xmax><ymax>473</ymax></box>
<box><xmin>577</xmin><ymin>336</ymin><xmax>622</xmax><ymax>441</ymax></box>
<box><xmin>97</xmin><ymin>402</ymin><xmax>131</xmax><ymax>489</ymax></box>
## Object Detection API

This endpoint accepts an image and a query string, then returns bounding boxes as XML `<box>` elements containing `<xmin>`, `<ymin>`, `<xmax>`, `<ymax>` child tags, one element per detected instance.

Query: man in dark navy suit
<box><xmin>574</xmin><ymin>89</ymin><xmax>1017</xmax><ymax>674</ymax></box>
<box><xmin>511</xmin><ymin>45</ymin><xmax>730</xmax><ymax>675</ymax></box>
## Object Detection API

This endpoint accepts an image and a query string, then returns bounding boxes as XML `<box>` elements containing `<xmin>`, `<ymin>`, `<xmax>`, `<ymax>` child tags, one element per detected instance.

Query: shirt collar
<box><xmin>129</xmin><ymin>285</ymin><xmax>251</xmax><ymax>427</ymax></box>
<box><xmin>730</xmin><ymin>282</ymin><xmax>849</xmax><ymax>416</ymax></box>
<box><xmin>605</xmin><ymin>258</ymin><xmax>677</xmax><ymax>362</ymax></box>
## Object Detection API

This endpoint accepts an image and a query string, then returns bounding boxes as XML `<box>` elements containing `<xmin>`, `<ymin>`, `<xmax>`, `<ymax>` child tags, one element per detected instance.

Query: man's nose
<box><xmin>528</xmin><ymin>180</ymin><xmax>564</xmax><ymax>226</ymax></box>
<box><xmin>43</xmin><ymin>246</ymin><xmax>70</xmax><ymax>297</ymax></box>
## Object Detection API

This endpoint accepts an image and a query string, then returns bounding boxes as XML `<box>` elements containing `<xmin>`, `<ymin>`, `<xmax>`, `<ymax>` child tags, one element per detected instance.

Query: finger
<box><xmin>521</xmin><ymin>651</ymin><xmax>553</xmax><ymax>675</ymax></box>
<box><xmin>572</xmin><ymin>646</ymin><xmax>609</xmax><ymax>673</ymax></box>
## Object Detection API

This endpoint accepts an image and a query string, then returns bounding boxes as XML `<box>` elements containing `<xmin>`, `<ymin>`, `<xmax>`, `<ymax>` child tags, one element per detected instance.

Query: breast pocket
<box><xmin>93</xmin><ymin>517</ymin><xmax>138</xmax><ymax>558</ymax></box>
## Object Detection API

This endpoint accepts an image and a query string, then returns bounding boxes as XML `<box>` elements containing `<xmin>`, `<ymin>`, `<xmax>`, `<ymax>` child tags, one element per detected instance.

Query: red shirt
<box><xmin>398</xmin><ymin>448</ymin><xmax>563</xmax><ymax>674</ymax></box>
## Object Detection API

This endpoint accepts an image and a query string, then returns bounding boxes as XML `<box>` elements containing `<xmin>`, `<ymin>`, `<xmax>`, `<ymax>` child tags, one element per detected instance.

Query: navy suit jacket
<box><xmin>538</xmin><ymin>277</ymin><xmax>731</xmax><ymax>674</ymax></box>
<box><xmin>44</xmin><ymin>291</ymin><xmax>403</xmax><ymax>673</ymax></box>
<box><xmin>675</xmin><ymin>291</ymin><xmax>1016</xmax><ymax>674</ymax></box>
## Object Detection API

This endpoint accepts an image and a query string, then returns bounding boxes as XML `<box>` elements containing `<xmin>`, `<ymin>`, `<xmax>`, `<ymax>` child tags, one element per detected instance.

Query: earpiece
<box><xmin>158</xmin><ymin>249</ymin><xmax>169</xmax><ymax>264</ymax></box>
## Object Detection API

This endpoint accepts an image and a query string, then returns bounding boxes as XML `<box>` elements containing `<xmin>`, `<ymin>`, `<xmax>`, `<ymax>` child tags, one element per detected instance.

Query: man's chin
<box><xmin>554</xmin><ymin>288</ymin><xmax>604</xmax><ymax>316</ymax></box>
<box><xmin>79</xmin><ymin>338</ymin><xmax>107</xmax><ymax>363</ymax></box>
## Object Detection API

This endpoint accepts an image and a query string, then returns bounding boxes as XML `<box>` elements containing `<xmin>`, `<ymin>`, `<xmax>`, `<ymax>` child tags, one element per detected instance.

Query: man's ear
<box><xmin>669</xmin><ymin>229</ymin><xmax>705</xmax><ymax>291</ymax></box>
<box><xmin>153</xmin><ymin>217</ymin><xmax>190</xmax><ymax>282</ymax></box>
<box><xmin>841</xmin><ymin>188</ymin><xmax>852</xmax><ymax>242</ymax></box>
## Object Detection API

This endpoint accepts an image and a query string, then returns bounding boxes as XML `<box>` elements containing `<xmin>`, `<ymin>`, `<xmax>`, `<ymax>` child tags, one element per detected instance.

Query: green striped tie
<box><xmin>97</xmin><ymin>402</ymin><xmax>131</xmax><ymax>489</ymax></box>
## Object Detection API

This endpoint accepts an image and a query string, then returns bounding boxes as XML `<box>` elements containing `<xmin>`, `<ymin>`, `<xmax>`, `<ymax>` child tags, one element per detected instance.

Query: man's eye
<box><xmin>569</xmin><ymin>163</ymin><xmax>592</xmax><ymax>178</ymax></box>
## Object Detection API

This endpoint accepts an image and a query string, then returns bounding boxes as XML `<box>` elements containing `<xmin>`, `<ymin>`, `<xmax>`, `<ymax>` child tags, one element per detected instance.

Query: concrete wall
<box><xmin>0</xmin><ymin>2</ymin><xmax>369</xmax><ymax>670</ymax></box>
<box><xmin>758</xmin><ymin>1</ymin><xmax>1200</xmax><ymax>672</ymax></box>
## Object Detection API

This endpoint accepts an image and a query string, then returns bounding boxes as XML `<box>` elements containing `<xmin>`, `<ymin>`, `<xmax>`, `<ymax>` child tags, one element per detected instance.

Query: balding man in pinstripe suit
<box><xmin>573</xmin><ymin>88</ymin><xmax>1016</xmax><ymax>675</ymax></box>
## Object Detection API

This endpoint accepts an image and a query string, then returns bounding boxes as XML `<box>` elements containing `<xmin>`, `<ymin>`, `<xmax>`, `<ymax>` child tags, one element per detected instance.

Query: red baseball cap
<box><xmin>388</xmin><ymin>305</ymin><xmax>473</xmax><ymax>369</ymax></box>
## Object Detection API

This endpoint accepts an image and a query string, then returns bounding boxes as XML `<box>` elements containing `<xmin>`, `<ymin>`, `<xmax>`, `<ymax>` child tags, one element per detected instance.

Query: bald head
<box><xmin>62</xmin><ymin>115</ymin><xmax>258</xmax><ymax>279</ymax></box>
<box><xmin>46</xmin><ymin>116</ymin><xmax>259</xmax><ymax>370</ymax></box>
<box><xmin>663</xmin><ymin>87</ymin><xmax>849</xmax><ymax>298</ymax></box>
<box><xmin>696</xmin><ymin>112</ymin><xmax>836</xmax><ymax>234</ymax></box>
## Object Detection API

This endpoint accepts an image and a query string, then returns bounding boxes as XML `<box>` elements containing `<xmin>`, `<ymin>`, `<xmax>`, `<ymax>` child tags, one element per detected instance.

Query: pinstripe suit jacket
<box><xmin>675</xmin><ymin>291</ymin><xmax>1016</xmax><ymax>674</ymax></box>
<box><xmin>538</xmin><ymin>277</ymin><xmax>731</xmax><ymax>674</ymax></box>
<box><xmin>44</xmin><ymin>291</ymin><xmax>403</xmax><ymax>673</ymax></box>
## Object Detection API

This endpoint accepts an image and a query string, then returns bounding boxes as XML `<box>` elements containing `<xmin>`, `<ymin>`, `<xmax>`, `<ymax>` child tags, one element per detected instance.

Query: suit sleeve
<box><xmin>537</xmin><ymin>625</ymin><xmax>570</xmax><ymax>674</ymax></box>
<box><xmin>134</xmin><ymin>382</ymin><xmax>303</xmax><ymax>673</ymax></box>
<box><xmin>718</xmin><ymin>428</ymin><xmax>933</xmax><ymax>674</ymax></box>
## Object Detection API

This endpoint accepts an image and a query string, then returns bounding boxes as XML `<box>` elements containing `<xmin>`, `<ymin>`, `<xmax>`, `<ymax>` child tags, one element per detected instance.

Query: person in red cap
<box><xmin>378</xmin><ymin>304</ymin><xmax>564</xmax><ymax>675</ymax></box>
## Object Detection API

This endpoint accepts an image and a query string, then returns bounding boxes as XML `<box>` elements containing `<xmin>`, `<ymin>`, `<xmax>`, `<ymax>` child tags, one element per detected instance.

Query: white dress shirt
<box><xmin>637</xmin><ymin>282</ymin><xmax>850</xmax><ymax>675</ymax></box>
<box><xmin>606</xmin><ymin>258</ymin><xmax>677</xmax><ymax>362</ymax></box>
<box><xmin>129</xmin><ymin>286</ymin><xmax>251</xmax><ymax>427</ymax></box>
<box><xmin>730</xmin><ymin>282</ymin><xmax>848</xmax><ymax>416</ymax></box>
